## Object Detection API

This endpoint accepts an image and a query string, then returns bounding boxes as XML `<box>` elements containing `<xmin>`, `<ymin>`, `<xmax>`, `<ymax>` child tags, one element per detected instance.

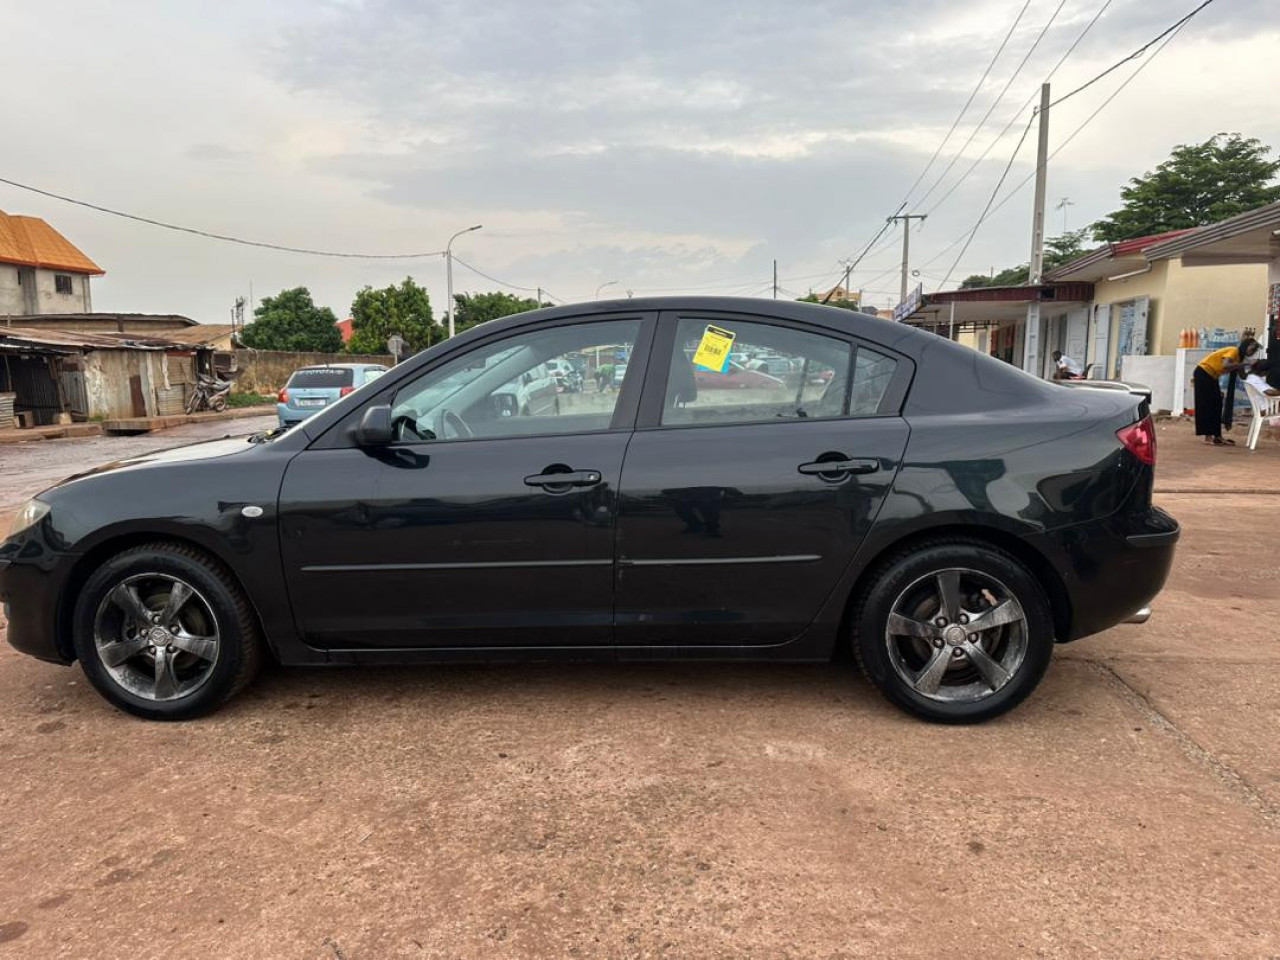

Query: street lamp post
<box><xmin>595</xmin><ymin>280</ymin><xmax>619</xmax><ymax>300</ymax></box>
<box><xmin>446</xmin><ymin>224</ymin><xmax>483</xmax><ymax>338</ymax></box>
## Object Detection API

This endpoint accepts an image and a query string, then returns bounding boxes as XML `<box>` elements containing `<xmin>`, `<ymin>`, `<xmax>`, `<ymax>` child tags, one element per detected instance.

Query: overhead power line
<box><xmin>914</xmin><ymin>0</ymin><xmax>1068</xmax><ymax>210</ymax></box>
<box><xmin>1046</xmin><ymin>0</ymin><xmax>1217</xmax><ymax>109</ymax></box>
<box><xmin>923</xmin><ymin>0</ymin><xmax>1114</xmax><ymax>218</ymax></box>
<box><xmin>823</xmin><ymin>0</ymin><xmax>1032</xmax><ymax>301</ymax></box>
<box><xmin>918</xmin><ymin>14</ymin><xmax>1196</xmax><ymax>280</ymax></box>
<box><xmin>938</xmin><ymin>112</ymin><xmax>1039</xmax><ymax>290</ymax></box>
<box><xmin>0</xmin><ymin>174</ymin><xmax>448</xmax><ymax>260</ymax></box>
<box><xmin>899</xmin><ymin>0</ymin><xmax>1034</xmax><ymax>207</ymax></box>
<box><xmin>450</xmin><ymin>256</ymin><xmax>540</xmax><ymax>293</ymax></box>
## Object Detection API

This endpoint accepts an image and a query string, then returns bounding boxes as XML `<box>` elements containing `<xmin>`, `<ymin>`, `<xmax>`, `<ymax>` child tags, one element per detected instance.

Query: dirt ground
<box><xmin>0</xmin><ymin>417</ymin><xmax>1277</xmax><ymax>958</ymax></box>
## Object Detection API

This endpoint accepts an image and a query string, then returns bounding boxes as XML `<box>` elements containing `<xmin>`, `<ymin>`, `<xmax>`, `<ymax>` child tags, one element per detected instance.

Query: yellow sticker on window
<box><xmin>692</xmin><ymin>324</ymin><xmax>736</xmax><ymax>373</ymax></box>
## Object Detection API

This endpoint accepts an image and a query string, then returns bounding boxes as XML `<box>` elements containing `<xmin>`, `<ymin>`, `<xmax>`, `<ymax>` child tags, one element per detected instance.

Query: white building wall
<box><xmin>0</xmin><ymin>264</ymin><xmax>21</xmax><ymax>314</ymax></box>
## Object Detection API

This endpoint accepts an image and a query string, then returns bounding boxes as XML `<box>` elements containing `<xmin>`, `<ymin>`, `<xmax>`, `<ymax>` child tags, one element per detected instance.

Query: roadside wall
<box><xmin>232</xmin><ymin>349</ymin><xmax>390</xmax><ymax>394</ymax></box>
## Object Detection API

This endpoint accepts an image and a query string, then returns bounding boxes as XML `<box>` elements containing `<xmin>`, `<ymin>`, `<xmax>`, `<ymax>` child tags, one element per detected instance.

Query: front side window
<box><xmin>54</xmin><ymin>274</ymin><xmax>74</xmax><ymax>295</ymax></box>
<box><xmin>389</xmin><ymin>320</ymin><xmax>640</xmax><ymax>442</ymax></box>
<box><xmin>662</xmin><ymin>318</ymin><xmax>854</xmax><ymax>426</ymax></box>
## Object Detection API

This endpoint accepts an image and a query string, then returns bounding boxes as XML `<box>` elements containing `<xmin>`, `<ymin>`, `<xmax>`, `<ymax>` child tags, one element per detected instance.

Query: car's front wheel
<box><xmin>853</xmin><ymin>541</ymin><xmax>1054</xmax><ymax>723</ymax></box>
<box><xmin>72</xmin><ymin>543</ymin><xmax>262</xmax><ymax>720</ymax></box>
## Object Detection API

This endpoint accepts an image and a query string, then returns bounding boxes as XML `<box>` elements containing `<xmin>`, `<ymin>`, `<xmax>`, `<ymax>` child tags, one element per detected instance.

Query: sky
<box><xmin>1</xmin><ymin>0</ymin><xmax>1277</xmax><ymax>323</ymax></box>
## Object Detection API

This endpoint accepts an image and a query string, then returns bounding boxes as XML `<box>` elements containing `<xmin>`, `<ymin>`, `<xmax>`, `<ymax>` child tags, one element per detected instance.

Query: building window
<box><xmin>55</xmin><ymin>274</ymin><xmax>74</xmax><ymax>295</ymax></box>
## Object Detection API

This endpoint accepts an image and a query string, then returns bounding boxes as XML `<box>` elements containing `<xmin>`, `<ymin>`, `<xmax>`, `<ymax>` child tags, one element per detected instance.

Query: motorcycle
<box><xmin>185</xmin><ymin>373</ymin><xmax>233</xmax><ymax>413</ymax></box>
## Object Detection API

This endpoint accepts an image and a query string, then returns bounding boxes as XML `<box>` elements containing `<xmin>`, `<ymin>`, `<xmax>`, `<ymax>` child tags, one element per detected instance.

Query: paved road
<box><xmin>0</xmin><ymin>413</ymin><xmax>276</xmax><ymax>516</ymax></box>
<box><xmin>0</xmin><ymin>419</ymin><xmax>1277</xmax><ymax>957</ymax></box>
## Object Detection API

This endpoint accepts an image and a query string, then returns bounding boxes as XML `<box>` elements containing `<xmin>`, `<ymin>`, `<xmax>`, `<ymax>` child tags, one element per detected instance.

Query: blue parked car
<box><xmin>277</xmin><ymin>363</ymin><xmax>389</xmax><ymax>427</ymax></box>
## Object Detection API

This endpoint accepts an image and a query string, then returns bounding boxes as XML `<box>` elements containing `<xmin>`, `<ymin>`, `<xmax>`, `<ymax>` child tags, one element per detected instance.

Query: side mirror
<box><xmin>354</xmin><ymin>404</ymin><xmax>393</xmax><ymax>446</ymax></box>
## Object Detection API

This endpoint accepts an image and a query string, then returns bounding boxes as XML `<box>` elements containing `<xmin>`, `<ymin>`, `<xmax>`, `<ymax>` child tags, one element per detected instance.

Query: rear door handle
<box><xmin>797</xmin><ymin>458</ymin><xmax>879</xmax><ymax>478</ymax></box>
<box><xmin>524</xmin><ymin>470</ymin><xmax>603</xmax><ymax>489</ymax></box>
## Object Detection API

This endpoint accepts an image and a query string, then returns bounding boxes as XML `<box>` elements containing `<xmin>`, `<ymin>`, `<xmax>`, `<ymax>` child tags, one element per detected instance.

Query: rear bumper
<box><xmin>1038</xmin><ymin>505</ymin><xmax>1180</xmax><ymax>642</ymax></box>
<box><xmin>276</xmin><ymin>403</ymin><xmax>319</xmax><ymax>426</ymax></box>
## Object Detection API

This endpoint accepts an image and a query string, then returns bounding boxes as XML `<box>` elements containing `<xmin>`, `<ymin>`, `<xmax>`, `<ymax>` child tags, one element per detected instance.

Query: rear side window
<box><xmin>662</xmin><ymin>318</ymin><xmax>852</xmax><ymax>426</ymax></box>
<box><xmin>850</xmin><ymin>347</ymin><xmax>897</xmax><ymax>416</ymax></box>
<box><xmin>287</xmin><ymin>368</ymin><xmax>354</xmax><ymax>388</ymax></box>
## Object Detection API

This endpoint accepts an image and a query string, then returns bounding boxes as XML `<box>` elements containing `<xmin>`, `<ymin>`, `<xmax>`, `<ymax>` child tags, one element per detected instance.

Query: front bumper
<box><xmin>0</xmin><ymin>549</ymin><xmax>74</xmax><ymax>664</ymax></box>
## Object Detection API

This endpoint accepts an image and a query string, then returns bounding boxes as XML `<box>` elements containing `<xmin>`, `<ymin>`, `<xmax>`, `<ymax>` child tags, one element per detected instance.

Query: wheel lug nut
<box><xmin>167</xmin><ymin>645</ymin><xmax>175</xmax><ymax>653</ymax></box>
<box><xmin>969</xmin><ymin>634</ymin><xmax>978</xmax><ymax>642</ymax></box>
<box><xmin>935</xmin><ymin>617</ymin><xmax>947</xmax><ymax>627</ymax></box>
<box><xmin>933</xmin><ymin>638</ymin><xmax>944</xmax><ymax>648</ymax></box>
<box><xmin>958</xmin><ymin>614</ymin><xmax>968</xmax><ymax>625</ymax></box>
<box><xmin>147</xmin><ymin>644</ymin><xmax>155</xmax><ymax>652</ymax></box>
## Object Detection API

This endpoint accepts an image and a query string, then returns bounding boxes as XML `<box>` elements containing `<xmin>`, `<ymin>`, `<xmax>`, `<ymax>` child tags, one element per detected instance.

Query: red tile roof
<box><xmin>1110</xmin><ymin>229</ymin><xmax>1197</xmax><ymax>257</ymax></box>
<box><xmin>0</xmin><ymin>211</ymin><xmax>104</xmax><ymax>275</ymax></box>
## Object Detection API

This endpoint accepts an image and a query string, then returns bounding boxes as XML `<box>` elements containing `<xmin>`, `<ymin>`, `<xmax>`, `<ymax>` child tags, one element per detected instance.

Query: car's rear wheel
<box><xmin>72</xmin><ymin>543</ymin><xmax>262</xmax><ymax>720</ymax></box>
<box><xmin>853</xmin><ymin>542</ymin><xmax>1053</xmax><ymax>723</ymax></box>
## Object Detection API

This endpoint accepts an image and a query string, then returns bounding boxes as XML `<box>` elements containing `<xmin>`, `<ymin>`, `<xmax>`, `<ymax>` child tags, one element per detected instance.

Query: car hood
<box><xmin>43</xmin><ymin>437</ymin><xmax>256</xmax><ymax>493</ymax></box>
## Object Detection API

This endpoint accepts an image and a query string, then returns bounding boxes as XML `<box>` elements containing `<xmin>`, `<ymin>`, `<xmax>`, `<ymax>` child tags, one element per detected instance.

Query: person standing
<box><xmin>1194</xmin><ymin>337</ymin><xmax>1259</xmax><ymax>445</ymax></box>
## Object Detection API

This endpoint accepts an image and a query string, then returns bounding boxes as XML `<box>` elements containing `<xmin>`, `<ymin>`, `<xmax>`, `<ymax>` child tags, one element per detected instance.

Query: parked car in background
<box><xmin>0</xmin><ymin>297</ymin><xmax>1177</xmax><ymax>724</ymax></box>
<box><xmin>693</xmin><ymin>360</ymin><xmax>785</xmax><ymax>390</ymax></box>
<box><xmin>276</xmin><ymin>364</ymin><xmax>388</xmax><ymax>427</ymax></box>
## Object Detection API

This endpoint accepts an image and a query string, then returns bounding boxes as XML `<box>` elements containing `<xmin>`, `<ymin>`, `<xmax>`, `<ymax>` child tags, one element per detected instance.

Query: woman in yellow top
<box><xmin>1194</xmin><ymin>337</ymin><xmax>1260</xmax><ymax>444</ymax></box>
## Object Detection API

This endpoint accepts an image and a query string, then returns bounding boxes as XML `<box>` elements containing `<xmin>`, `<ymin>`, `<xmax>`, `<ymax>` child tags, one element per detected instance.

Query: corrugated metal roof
<box><xmin>0</xmin><ymin>211</ymin><xmax>104</xmax><ymax>275</ymax></box>
<box><xmin>1144</xmin><ymin>202</ymin><xmax>1280</xmax><ymax>260</ymax></box>
<box><xmin>0</xmin><ymin>326</ymin><xmax>173</xmax><ymax>351</ymax></box>
<box><xmin>161</xmin><ymin>324</ymin><xmax>235</xmax><ymax>346</ymax></box>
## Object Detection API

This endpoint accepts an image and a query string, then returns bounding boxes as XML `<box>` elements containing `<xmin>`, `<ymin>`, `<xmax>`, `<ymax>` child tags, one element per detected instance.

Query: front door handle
<box><xmin>797</xmin><ymin>458</ymin><xmax>879</xmax><ymax>479</ymax></box>
<box><xmin>524</xmin><ymin>469</ymin><xmax>603</xmax><ymax>489</ymax></box>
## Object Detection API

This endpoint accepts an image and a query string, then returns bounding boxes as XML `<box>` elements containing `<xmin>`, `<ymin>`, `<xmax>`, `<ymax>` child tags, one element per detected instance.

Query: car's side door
<box><xmin>277</xmin><ymin>314</ymin><xmax>655</xmax><ymax>652</ymax></box>
<box><xmin>613</xmin><ymin>310</ymin><xmax>912</xmax><ymax>648</ymax></box>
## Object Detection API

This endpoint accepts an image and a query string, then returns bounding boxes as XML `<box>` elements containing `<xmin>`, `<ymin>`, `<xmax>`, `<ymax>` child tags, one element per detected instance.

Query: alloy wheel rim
<box><xmin>93</xmin><ymin>573</ymin><xmax>221</xmax><ymax>702</ymax></box>
<box><xmin>884</xmin><ymin>567</ymin><xmax>1028</xmax><ymax>704</ymax></box>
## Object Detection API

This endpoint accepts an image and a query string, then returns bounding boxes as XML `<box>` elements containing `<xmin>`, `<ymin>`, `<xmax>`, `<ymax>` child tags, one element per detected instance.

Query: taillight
<box><xmin>1117</xmin><ymin>417</ymin><xmax>1156</xmax><ymax>466</ymax></box>
<box><xmin>277</xmin><ymin>387</ymin><xmax>289</xmax><ymax>404</ymax></box>
<box><xmin>339</xmin><ymin>386</ymin><xmax>355</xmax><ymax>397</ymax></box>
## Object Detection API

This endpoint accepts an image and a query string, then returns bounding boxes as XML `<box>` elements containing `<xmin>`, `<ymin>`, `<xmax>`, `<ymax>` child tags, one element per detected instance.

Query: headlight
<box><xmin>8</xmin><ymin>499</ymin><xmax>50</xmax><ymax>539</ymax></box>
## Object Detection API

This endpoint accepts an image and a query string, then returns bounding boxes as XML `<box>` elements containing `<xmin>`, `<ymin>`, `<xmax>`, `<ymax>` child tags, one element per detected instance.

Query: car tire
<box><xmin>853</xmin><ymin>540</ymin><xmax>1054</xmax><ymax>724</ymax></box>
<box><xmin>72</xmin><ymin>542</ymin><xmax>263</xmax><ymax>720</ymax></box>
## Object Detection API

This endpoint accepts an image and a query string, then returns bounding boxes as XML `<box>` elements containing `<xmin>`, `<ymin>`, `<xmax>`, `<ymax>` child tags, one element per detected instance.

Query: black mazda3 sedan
<box><xmin>0</xmin><ymin>298</ymin><xmax>1178</xmax><ymax>722</ymax></box>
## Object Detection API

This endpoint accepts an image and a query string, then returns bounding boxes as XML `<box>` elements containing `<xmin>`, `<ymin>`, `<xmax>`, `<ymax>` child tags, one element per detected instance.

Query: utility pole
<box><xmin>1023</xmin><ymin>83</ymin><xmax>1051</xmax><ymax>377</ymax></box>
<box><xmin>446</xmin><ymin>224</ymin><xmax>483</xmax><ymax>338</ymax></box>
<box><xmin>887</xmin><ymin>213</ymin><xmax>927</xmax><ymax>306</ymax></box>
<box><xmin>772</xmin><ymin>259</ymin><xmax>778</xmax><ymax>299</ymax></box>
<box><xmin>537</xmin><ymin>286</ymin><xmax>543</xmax><ymax>307</ymax></box>
<box><xmin>840</xmin><ymin>260</ymin><xmax>853</xmax><ymax>303</ymax></box>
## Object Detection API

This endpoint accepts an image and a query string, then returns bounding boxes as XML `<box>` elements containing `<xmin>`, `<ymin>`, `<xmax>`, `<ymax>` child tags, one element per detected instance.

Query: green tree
<box><xmin>796</xmin><ymin>293</ymin><xmax>862</xmax><ymax>310</ymax></box>
<box><xmin>239</xmin><ymin>287</ymin><xmax>342</xmax><ymax>352</ymax></box>
<box><xmin>452</xmin><ymin>291</ymin><xmax>546</xmax><ymax>333</ymax></box>
<box><xmin>347</xmin><ymin>277</ymin><xmax>435</xmax><ymax>355</ymax></box>
<box><xmin>1092</xmin><ymin>133</ymin><xmax>1280</xmax><ymax>242</ymax></box>
<box><xmin>959</xmin><ymin>230</ymin><xmax>1091</xmax><ymax>289</ymax></box>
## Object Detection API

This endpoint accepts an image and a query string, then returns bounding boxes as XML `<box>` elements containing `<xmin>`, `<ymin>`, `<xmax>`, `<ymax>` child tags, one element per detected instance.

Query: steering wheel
<box><xmin>391</xmin><ymin>412</ymin><xmax>429</xmax><ymax>442</ymax></box>
<box><xmin>432</xmin><ymin>407</ymin><xmax>473</xmax><ymax>440</ymax></box>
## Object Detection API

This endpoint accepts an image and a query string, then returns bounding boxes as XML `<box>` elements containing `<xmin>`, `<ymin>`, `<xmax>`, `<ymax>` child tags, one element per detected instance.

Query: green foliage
<box><xmin>226</xmin><ymin>393</ymin><xmax>274</xmax><ymax>408</ymax></box>
<box><xmin>959</xmin><ymin>230</ymin><xmax>1091</xmax><ymax>288</ymax></box>
<box><xmin>1092</xmin><ymin>133</ymin><xmax>1280</xmax><ymax>242</ymax></box>
<box><xmin>347</xmin><ymin>277</ymin><xmax>435</xmax><ymax>355</ymax></box>
<box><xmin>239</xmin><ymin>287</ymin><xmax>342</xmax><ymax>352</ymax></box>
<box><xmin>452</xmin><ymin>291</ymin><xmax>546</xmax><ymax>332</ymax></box>
<box><xmin>796</xmin><ymin>293</ymin><xmax>862</xmax><ymax>311</ymax></box>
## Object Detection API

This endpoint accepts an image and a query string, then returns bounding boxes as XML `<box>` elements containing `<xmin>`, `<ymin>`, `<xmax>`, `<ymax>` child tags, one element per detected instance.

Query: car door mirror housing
<box><xmin>354</xmin><ymin>404</ymin><xmax>394</xmax><ymax>446</ymax></box>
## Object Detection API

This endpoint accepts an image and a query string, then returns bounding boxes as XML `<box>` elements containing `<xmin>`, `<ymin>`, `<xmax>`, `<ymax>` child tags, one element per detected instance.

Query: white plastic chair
<box><xmin>1243</xmin><ymin>382</ymin><xmax>1280</xmax><ymax>450</ymax></box>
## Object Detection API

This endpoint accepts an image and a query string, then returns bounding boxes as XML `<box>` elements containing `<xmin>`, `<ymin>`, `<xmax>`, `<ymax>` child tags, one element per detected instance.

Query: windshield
<box><xmin>288</xmin><ymin>367</ymin><xmax>354</xmax><ymax>388</ymax></box>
